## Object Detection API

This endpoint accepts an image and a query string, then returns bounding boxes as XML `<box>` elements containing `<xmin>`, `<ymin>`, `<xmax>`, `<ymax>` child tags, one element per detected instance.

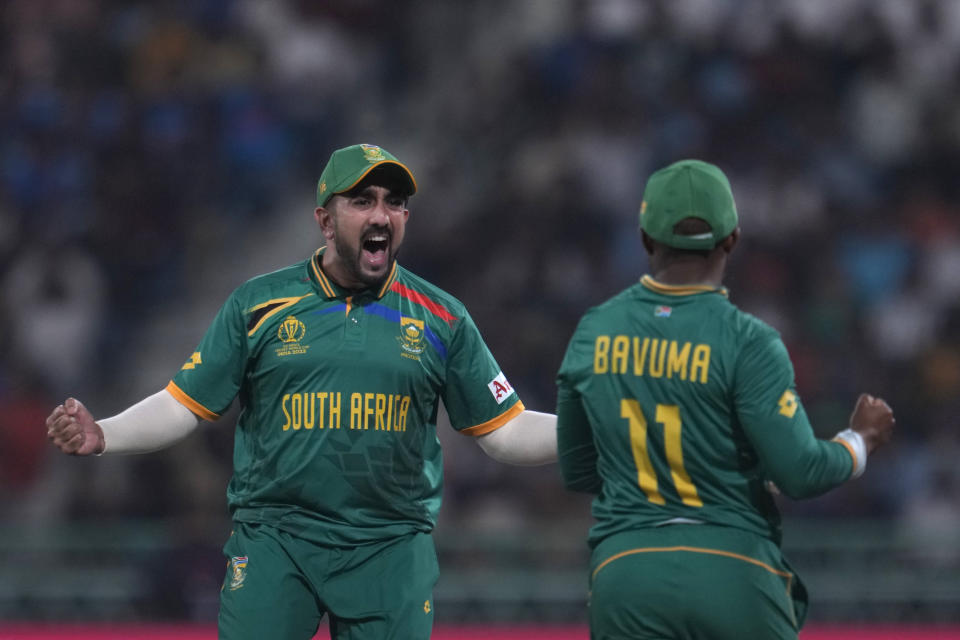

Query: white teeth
<box><xmin>369</xmin><ymin>235</ymin><xmax>387</xmax><ymax>242</ymax></box>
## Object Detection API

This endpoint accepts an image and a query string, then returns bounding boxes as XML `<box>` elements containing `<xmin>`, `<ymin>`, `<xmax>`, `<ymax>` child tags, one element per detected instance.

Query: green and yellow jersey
<box><xmin>169</xmin><ymin>248</ymin><xmax>523</xmax><ymax>546</ymax></box>
<box><xmin>557</xmin><ymin>276</ymin><xmax>854</xmax><ymax>548</ymax></box>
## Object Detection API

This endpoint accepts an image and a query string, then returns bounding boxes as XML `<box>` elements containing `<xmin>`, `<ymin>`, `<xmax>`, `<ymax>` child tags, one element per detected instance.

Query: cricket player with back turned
<box><xmin>556</xmin><ymin>159</ymin><xmax>896</xmax><ymax>639</ymax></box>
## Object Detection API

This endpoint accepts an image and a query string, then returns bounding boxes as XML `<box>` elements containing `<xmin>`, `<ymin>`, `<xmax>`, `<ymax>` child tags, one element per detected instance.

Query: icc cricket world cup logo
<box><xmin>275</xmin><ymin>315</ymin><xmax>309</xmax><ymax>357</ymax></box>
<box><xmin>278</xmin><ymin>315</ymin><xmax>306</xmax><ymax>343</ymax></box>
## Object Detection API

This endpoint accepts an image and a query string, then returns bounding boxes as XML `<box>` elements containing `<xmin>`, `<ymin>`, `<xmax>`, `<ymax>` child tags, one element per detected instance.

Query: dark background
<box><xmin>1</xmin><ymin>0</ymin><xmax>958</xmax><ymax>626</ymax></box>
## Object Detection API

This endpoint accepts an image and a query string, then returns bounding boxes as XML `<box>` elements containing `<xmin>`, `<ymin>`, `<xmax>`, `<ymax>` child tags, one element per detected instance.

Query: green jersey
<box><xmin>169</xmin><ymin>248</ymin><xmax>523</xmax><ymax>546</ymax></box>
<box><xmin>556</xmin><ymin>276</ymin><xmax>854</xmax><ymax>548</ymax></box>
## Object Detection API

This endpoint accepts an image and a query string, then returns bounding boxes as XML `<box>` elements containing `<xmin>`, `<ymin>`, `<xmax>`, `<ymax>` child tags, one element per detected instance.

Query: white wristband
<box><xmin>833</xmin><ymin>428</ymin><xmax>867</xmax><ymax>479</ymax></box>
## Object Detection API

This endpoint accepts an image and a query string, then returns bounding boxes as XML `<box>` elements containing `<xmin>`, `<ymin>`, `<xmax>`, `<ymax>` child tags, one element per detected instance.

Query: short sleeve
<box><xmin>441</xmin><ymin>312</ymin><xmax>523</xmax><ymax>435</ymax></box>
<box><xmin>168</xmin><ymin>291</ymin><xmax>249</xmax><ymax>420</ymax></box>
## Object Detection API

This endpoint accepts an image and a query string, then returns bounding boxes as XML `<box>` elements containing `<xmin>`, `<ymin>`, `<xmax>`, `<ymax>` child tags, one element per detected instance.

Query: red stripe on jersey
<box><xmin>390</xmin><ymin>282</ymin><xmax>457</xmax><ymax>324</ymax></box>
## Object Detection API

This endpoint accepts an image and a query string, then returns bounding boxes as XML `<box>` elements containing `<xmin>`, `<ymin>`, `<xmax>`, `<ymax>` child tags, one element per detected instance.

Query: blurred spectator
<box><xmin>2</xmin><ymin>239</ymin><xmax>106</xmax><ymax>398</ymax></box>
<box><xmin>1</xmin><ymin>0</ymin><xmax>959</xmax><ymax>587</ymax></box>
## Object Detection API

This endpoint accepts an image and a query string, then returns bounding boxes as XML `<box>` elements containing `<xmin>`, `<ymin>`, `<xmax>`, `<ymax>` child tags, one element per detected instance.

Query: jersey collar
<box><xmin>640</xmin><ymin>274</ymin><xmax>729</xmax><ymax>298</ymax></box>
<box><xmin>308</xmin><ymin>247</ymin><xmax>398</xmax><ymax>300</ymax></box>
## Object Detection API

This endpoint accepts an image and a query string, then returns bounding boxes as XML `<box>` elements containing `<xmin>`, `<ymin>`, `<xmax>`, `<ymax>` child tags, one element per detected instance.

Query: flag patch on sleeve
<box><xmin>487</xmin><ymin>372</ymin><xmax>514</xmax><ymax>405</ymax></box>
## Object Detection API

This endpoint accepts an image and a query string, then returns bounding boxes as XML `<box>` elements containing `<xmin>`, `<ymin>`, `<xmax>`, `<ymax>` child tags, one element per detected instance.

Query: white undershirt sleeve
<box><xmin>99</xmin><ymin>388</ymin><xmax>202</xmax><ymax>454</ymax></box>
<box><xmin>475</xmin><ymin>410</ymin><xmax>557</xmax><ymax>465</ymax></box>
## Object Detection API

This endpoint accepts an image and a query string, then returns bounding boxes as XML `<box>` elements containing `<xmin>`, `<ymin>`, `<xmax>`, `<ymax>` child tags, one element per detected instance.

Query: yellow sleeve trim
<box><xmin>460</xmin><ymin>400</ymin><xmax>525</xmax><ymax>437</ymax></box>
<box><xmin>832</xmin><ymin>437</ymin><xmax>858</xmax><ymax>478</ymax></box>
<box><xmin>166</xmin><ymin>380</ymin><xmax>220</xmax><ymax>422</ymax></box>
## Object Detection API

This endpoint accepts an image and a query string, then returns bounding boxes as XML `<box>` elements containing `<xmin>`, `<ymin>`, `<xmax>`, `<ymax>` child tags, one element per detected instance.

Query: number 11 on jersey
<box><xmin>621</xmin><ymin>399</ymin><xmax>703</xmax><ymax>508</ymax></box>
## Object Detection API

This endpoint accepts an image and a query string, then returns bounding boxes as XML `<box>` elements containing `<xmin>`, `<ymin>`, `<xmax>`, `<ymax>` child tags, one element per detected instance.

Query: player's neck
<box><xmin>651</xmin><ymin>261</ymin><xmax>724</xmax><ymax>289</ymax></box>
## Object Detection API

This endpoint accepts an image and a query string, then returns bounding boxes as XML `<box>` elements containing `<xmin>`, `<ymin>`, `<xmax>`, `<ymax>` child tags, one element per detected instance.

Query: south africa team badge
<box><xmin>229</xmin><ymin>556</ymin><xmax>248</xmax><ymax>591</ymax></box>
<box><xmin>361</xmin><ymin>144</ymin><xmax>386</xmax><ymax>163</ymax></box>
<box><xmin>398</xmin><ymin>317</ymin><xmax>426</xmax><ymax>360</ymax></box>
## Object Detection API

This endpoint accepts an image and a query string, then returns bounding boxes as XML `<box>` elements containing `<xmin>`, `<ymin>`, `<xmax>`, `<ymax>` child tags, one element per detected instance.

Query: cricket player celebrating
<box><xmin>556</xmin><ymin>159</ymin><xmax>895</xmax><ymax>639</ymax></box>
<box><xmin>46</xmin><ymin>143</ymin><xmax>557</xmax><ymax>639</ymax></box>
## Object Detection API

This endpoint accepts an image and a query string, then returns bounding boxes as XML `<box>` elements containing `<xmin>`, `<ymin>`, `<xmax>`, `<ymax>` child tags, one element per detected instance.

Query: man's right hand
<box><xmin>46</xmin><ymin>398</ymin><xmax>105</xmax><ymax>456</ymax></box>
<box><xmin>849</xmin><ymin>393</ymin><xmax>895</xmax><ymax>454</ymax></box>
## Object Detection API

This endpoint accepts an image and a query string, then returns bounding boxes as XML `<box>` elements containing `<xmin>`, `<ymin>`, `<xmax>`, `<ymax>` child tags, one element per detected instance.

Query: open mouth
<box><xmin>362</xmin><ymin>233</ymin><xmax>390</xmax><ymax>268</ymax></box>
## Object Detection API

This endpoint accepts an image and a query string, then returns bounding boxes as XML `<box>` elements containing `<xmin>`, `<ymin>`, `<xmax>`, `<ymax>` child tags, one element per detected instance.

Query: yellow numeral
<box><xmin>621</xmin><ymin>400</ymin><xmax>703</xmax><ymax>508</ymax></box>
<box><xmin>622</xmin><ymin>399</ymin><xmax>665</xmax><ymax>504</ymax></box>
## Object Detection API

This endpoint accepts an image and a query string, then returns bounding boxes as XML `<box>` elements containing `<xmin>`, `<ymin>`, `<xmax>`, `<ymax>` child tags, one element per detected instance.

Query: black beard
<box><xmin>333</xmin><ymin>234</ymin><xmax>394</xmax><ymax>290</ymax></box>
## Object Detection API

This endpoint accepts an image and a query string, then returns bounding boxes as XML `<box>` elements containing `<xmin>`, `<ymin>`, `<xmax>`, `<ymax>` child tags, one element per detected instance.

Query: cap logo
<box><xmin>319</xmin><ymin>182</ymin><xmax>327</xmax><ymax>194</ymax></box>
<box><xmin>360</xmin><ymin>144</ymin><xmax>386</xmax><ymax>163</ymax></box>
<box><xmin>640</xmin><ymin>201</ymin><xmax>648</xmax><ymax>215</ymax></box>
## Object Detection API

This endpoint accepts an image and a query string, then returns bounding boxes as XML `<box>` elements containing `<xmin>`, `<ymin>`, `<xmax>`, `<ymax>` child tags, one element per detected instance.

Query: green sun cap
<box><xmin>639</xmin><ymin>159</ymin><xmax>738</xmax><ymax>250</ymax></box>
<box><xmin>316</xmin><ymin>144</ymin><xmax>417</xmax><ymax>207</ymax></box>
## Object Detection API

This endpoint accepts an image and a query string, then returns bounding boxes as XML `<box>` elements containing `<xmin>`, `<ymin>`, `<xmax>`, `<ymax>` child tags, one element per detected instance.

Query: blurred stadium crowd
<box><xmin>2</xmin><ymin>0</ymin><xmax>959</xmax><ymax>622</ymax></box>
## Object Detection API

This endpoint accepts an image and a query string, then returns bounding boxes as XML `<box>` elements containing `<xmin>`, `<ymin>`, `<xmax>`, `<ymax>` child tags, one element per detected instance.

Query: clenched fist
<box><xmin>46</xmin><ymin>397</ymin><xmax>105</xmax><ymax>456</ymax></box>
<box><xmin>849</xmin><ymin>393</ymin><xmax>895</xmax><ymax>454</ymax></box>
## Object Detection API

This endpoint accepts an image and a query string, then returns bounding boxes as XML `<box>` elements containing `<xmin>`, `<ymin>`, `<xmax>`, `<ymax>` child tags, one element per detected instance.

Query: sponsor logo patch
<box><xmin>487</xmin><ymin>372</ymin><xmax>514</xmax><ymax>405</ymax></box>
<box><xmin>778</xmin><ymin>389</ymin><xmax>798</xmax><ymax>418</ymax></box>
<box><xmin>181</xmin><ymin>352</ymin><xmax>202</xmax><ymax>370</ymax></box>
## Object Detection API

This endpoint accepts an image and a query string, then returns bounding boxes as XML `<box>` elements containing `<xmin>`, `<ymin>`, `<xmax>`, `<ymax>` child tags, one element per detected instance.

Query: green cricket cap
<box><xmin>316</xmin><ymin>144</ymin><xmax>417</xmax><ymax>207</ymax></box>
<box><xmin>639</xmin><ymin>159</ymin><xmax>738</xmax><ymax>250</ymax></box>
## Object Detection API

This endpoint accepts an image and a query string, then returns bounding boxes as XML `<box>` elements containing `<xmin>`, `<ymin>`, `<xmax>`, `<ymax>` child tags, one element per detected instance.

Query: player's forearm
<box><xmin>755</xmin><ymin>422</ymin><xmax>858</xmax><ymax>499</ymax></box>
<box><xmin>99</xmin><ymin>389</ymin><xmax>201</xmax><ymax>454</ymax></box>
<box><xmin>475</xmin><ymin>410</ymin><xmax>557</xmax><ymax>465</ymax></box>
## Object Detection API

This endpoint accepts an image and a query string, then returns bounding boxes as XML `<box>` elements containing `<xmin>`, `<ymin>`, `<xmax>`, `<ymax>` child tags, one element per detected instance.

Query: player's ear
<box><xmin>719</xmin><ymin>227</ymin><xmax>740</xmax><ymax>254</ymax></box>
<box><xmin>641</xmin><ymin>230</ymin><xmax>656</xmax><ymax>256</ymax></box>
<box><xmin>315</xmin><ymin>205</ymin><xmax>335</xmax><ymax>240</ymax></box>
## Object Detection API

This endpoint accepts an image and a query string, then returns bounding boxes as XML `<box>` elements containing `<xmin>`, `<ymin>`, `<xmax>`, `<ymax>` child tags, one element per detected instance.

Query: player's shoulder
<box><xmin>726</xmin><ymin>302</ymin><xmax>783</xmax><ymax>346</ymax></box>
<box><xmin>575</xmin><ymin>280</ymin><xmax>642</xmax><ymax>314</ymax></box>
<box><xmin>564</xmin><ymin>285</ymin><xmax>641</xmax><ymax>339</ymax></box>
<box><xmin>392</xmin><ymin>265</ymin><xmax>469</xmax><ymax>319</ymax></box>
<box><xmin>578</xmin><ymin>279</ymin><xmax>679</xmax><ymax>320</ymax></box>
<box><xmin>578</xmin><ymin>287</ymin><xmax>632</xmax><ymax>322</ymax></box>
<box><xmin>229</xmin><ymin>258</ymin><xmax>313</xmax><ymax>305</ymax></box>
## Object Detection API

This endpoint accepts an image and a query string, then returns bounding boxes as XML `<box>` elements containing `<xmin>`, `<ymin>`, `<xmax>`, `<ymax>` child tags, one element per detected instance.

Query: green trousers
<box><xmin>588</xmin><ymin>524</ymin><xmax>807</xmax><ymax>640</ymax></box>
<box><xmin>217</xmin><ymin>522</ymin><xmax>438</xmax><ymax>640</ymax></box>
